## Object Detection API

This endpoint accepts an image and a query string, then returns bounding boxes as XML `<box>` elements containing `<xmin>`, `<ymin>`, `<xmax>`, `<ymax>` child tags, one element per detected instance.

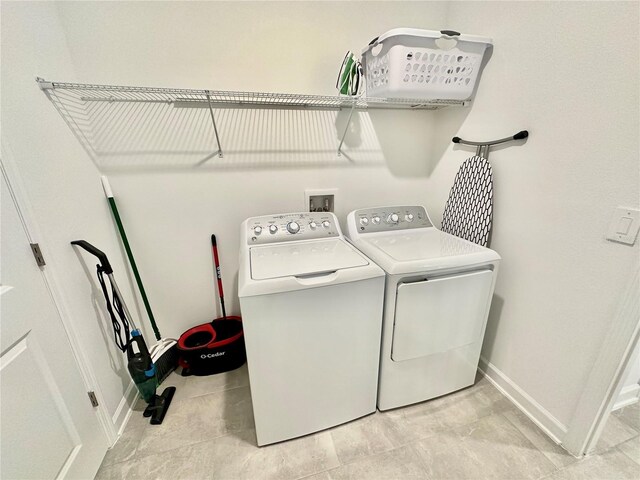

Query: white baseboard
<box><xmin>613</xmin><ymin>384</ymin><xmax>640</xmax><ymax>411</ymax></box>
<box><xmin>479</xmin><ymin>356</ymin><xmax>568</xmax><ymax>444</ymax></box>
<box><xmin>111</xmin><ymin>382</ymin><xmax>138</xmax><ymax>440</ymax></box>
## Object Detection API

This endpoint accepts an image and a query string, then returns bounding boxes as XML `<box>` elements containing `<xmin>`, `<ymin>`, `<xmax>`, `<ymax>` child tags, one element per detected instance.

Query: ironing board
<box><xmin>441</xmin><ymin>155</ymin><xmax>493</xmax><ymax>247</ymax></box>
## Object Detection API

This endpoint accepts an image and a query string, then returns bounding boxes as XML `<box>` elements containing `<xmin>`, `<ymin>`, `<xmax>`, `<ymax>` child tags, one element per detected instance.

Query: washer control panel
<box><xmin>246</xmin><ymin>212</ymin><xmax>340</xmax><ymax>244</ymax></box>
<box><xmin>353</xmin><ymin>206</ymin><xmax>432</xmax><ymax>233</ymax></box>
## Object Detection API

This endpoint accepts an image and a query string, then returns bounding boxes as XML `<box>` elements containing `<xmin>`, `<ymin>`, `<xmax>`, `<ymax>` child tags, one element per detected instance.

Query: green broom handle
<box><xmin>101</xmin><ymin>176</ymin><xmax>161</xmax><ymax>341</ymax></box>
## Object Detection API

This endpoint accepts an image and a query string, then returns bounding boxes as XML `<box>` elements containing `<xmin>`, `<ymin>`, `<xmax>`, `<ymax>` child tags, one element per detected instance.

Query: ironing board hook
<box><xmin>452</xmin><ymin>130</ymin><xmax>528</xmax><ymax>160</ymax></box>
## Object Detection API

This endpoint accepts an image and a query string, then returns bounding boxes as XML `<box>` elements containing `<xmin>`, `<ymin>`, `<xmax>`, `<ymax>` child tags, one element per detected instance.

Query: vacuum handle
<box><xmin>211</xmin><ymin>234</ymin><xmax>227</xmax><ymax>319</ymax></box>
<box><xmin>71</xmin><ymin>240</ymin><xmax>113</xmax><ymax>274</ymax></box>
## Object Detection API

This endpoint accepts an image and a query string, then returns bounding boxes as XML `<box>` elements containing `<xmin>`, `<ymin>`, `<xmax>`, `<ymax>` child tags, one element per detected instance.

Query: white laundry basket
<box><xmin>362</xmin><ymin>28</ymin><xmax>492</xmax><ymax>101</ymax></box>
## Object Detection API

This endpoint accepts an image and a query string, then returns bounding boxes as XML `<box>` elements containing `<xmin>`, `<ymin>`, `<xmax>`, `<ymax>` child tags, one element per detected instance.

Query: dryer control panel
<box><xmin>351</xmin><ymin>205</ymin><xmax>433</xmax><ymax>234</ymax></box>
<box><xmin>245</xmin><ymin>212</ymin><xmax>340</xmax><ymax>244</ymax></box>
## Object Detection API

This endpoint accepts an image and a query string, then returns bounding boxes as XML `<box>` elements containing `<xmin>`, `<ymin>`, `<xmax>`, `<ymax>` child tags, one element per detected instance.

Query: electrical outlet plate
<box><xmin>305</xmin><ymin>189</ymin><xmax>337</xmax><ymax>213</ymax></box>
<box><xmin>606</xmin><ymin>206</ymin><xmax>640</xmax><ymax>245</ymax></box>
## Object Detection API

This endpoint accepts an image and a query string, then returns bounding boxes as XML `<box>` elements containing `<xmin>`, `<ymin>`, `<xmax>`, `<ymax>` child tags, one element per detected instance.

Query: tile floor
<box><xmin>96</xmin><ymin>368</ymin><xmax>640</xmax><ymax>480</ymax></box>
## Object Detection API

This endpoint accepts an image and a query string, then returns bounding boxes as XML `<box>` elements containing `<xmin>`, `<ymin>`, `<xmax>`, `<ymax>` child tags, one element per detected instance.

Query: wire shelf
<box><xmin>38</xmin><ymin>79</ymin><xmax>466</xmax><ymax>110</ymax></box>
<box><xmin>36</xmin><ymin>78</ymin><xmax>467</xmax><ymax>160</ymax></box>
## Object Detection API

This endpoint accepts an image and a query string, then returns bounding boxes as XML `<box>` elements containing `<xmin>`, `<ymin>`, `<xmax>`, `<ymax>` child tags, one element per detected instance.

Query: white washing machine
<box><xmin>238</xmin><ymin>212</ymin><xmax>385</xmax><ymax>446</ymax></box>
<box><xmin>346</xmin><ymin>205</ymin><xmax>500</xmax><ymax>411</ymax></box>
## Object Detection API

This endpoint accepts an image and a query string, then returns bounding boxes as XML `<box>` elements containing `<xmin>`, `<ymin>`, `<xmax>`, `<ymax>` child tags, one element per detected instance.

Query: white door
<box><xmin>1</xmin><ymin>173</ymin><xmax>108</xmax><ymax>479</ymax></box>
<box><xmin>392</xmin><ymin>269</ymin><xmax>493</xmax><ymax>362</ymax></box>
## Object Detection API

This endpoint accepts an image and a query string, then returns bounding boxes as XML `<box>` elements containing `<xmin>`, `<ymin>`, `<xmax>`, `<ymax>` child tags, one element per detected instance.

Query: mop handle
<box><xmin>211</xmin><ymin>235</ymin><xmax>226</xmax><ymax>319</ymax></box>
<box><xmin>101</xmin><ymin>176</ymin><xmax>161</xmax><ymax>342</ymax></box>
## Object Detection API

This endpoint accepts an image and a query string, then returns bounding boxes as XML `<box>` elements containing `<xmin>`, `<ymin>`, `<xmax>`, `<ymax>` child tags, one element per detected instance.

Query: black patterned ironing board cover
<box><xmin>441</xmin><ymin>156</ymin><xmax>493</xmax><ymax>247</ymax></box>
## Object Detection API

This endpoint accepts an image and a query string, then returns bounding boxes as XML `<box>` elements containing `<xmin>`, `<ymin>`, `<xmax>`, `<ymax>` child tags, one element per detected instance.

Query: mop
<box><xmin>100</xmin><ymin>176</ymin><xmax>178</xmax><ymax>383</ymax></box>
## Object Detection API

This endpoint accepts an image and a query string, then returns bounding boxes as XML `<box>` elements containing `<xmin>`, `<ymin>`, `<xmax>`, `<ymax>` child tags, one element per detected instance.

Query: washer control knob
<box><xmin>287</xmin><ymin>221</ymin><xmax>300</xmax><ymax>234</ymax></box>
<box><xmin>269</xmin><ymin>225</ymin><xmax>278</xmax><ymax>234</ymax></box>
<box><xmin>387</xmin><ymin>213</ymin><xmax>399</xmax><ymax>224</ymax></box>
<box><xmin>405</xmin><ymin>213</ymin><xmax>414</xmax><ymax>222</ymax></box>
<box><xmin>309</xmin><ymin>221</ymin><xmax>317</xmax><ymax>230</ymax></box>
<box><xmin>322</xmin><ymin>220</ymin><xmax>331</xmax><ymax>228</ymax></box>
<box><xmin>372</xmin><ymin>216</ymin><xmax>381</xmax><ymax>225</ymax></box>
<box><xmin>359</xmin><ymin>217</ymin><xmax>369</xmax><ymax>226</ymax></box>
<box><xmin>253</xmin><ymin>226</ymin><xmax>263</xmax><ymax>235</ymax></box>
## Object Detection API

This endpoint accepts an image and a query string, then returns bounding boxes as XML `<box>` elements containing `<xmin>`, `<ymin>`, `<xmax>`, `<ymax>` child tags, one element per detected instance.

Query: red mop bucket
<box><xmin>178</xmin><ymin>316</ymin><xmax>245</xmax><ymax>376</ymax></box>
<box><xmin>177</xmin><ymin>235</ymin><xmax>246</xmax><ymax>376</ymax></box>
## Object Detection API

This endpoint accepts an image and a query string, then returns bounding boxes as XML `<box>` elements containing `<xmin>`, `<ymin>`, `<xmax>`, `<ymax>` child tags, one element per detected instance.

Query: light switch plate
<box><xmin>606</xmin><ymin>206</ymin><xmax>640</xmax><ymax>245</ymax></box>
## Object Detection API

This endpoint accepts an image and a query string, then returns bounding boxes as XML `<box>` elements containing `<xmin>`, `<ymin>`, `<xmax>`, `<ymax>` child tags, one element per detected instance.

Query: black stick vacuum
<box><xmin>71</xmin><ymin>240</ymin><xmax>175</xmax><ymax>425</ymax></box>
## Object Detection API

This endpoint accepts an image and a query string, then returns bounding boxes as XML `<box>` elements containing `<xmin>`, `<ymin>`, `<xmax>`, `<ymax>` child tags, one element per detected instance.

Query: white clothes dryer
<box><xmin>238</xmin><ymin>212</ymin><xmax>384</xmax><ymax>445</ymax></box>
<box><xmin>346</xmin><ymin>205</ymin><xmax>500</xmax><ymax>410</ymax></box>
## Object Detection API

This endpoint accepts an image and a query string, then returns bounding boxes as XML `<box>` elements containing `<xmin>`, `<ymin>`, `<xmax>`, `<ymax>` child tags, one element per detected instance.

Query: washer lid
<box><xmin>250</xmin><ymin>238</ymin><xmax>369</xmax><ymax>280</ymax></box>
<box><xmin>354</xmin><ymin>228</ymin><xmax>500</xmax><ymax>274</ymax></box>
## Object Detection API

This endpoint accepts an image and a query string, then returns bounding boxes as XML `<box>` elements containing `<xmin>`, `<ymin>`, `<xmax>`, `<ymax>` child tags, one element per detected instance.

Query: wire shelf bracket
<box><xmin>205</xmin><ymin>93</ymin><xmax>223</xmax><ymax>158</ymax></box>
<box><xmin>337</xmin><ymin>102</ymin><xmax>356</xmax><ymax>156</ymax></box>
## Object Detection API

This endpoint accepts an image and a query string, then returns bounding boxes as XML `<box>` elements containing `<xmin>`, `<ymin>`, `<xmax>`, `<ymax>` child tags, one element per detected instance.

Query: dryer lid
<box><xmin>353</xmin><ymin>228</ymin><xmax>500</xmax><ymax>274</ymax></box>
<box><xmin>368</xmin><ymin>229</ymin><xmax>485</xmax><ymax>261</ymax></box>
<box><xmin>250</xmin><ymin>238</ymin><xmax>369</xmax><ymax>280</ymax></box>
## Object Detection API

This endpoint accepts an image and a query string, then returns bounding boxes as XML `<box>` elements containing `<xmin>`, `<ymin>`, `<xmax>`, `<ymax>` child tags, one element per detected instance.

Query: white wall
<box><xmin>53</xmin><ymin>1</ymin><xmax>454</xmax><ymax>338</ymax></box>
<box><xmin>1</xmin><ymin>2</ymin><xmax>144</xmax><ymax>435</ymax></box>
<box><xmin>429</xmin><ymin>1</ymin><xmax>640</xmax><ymax>438</ymax></box>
